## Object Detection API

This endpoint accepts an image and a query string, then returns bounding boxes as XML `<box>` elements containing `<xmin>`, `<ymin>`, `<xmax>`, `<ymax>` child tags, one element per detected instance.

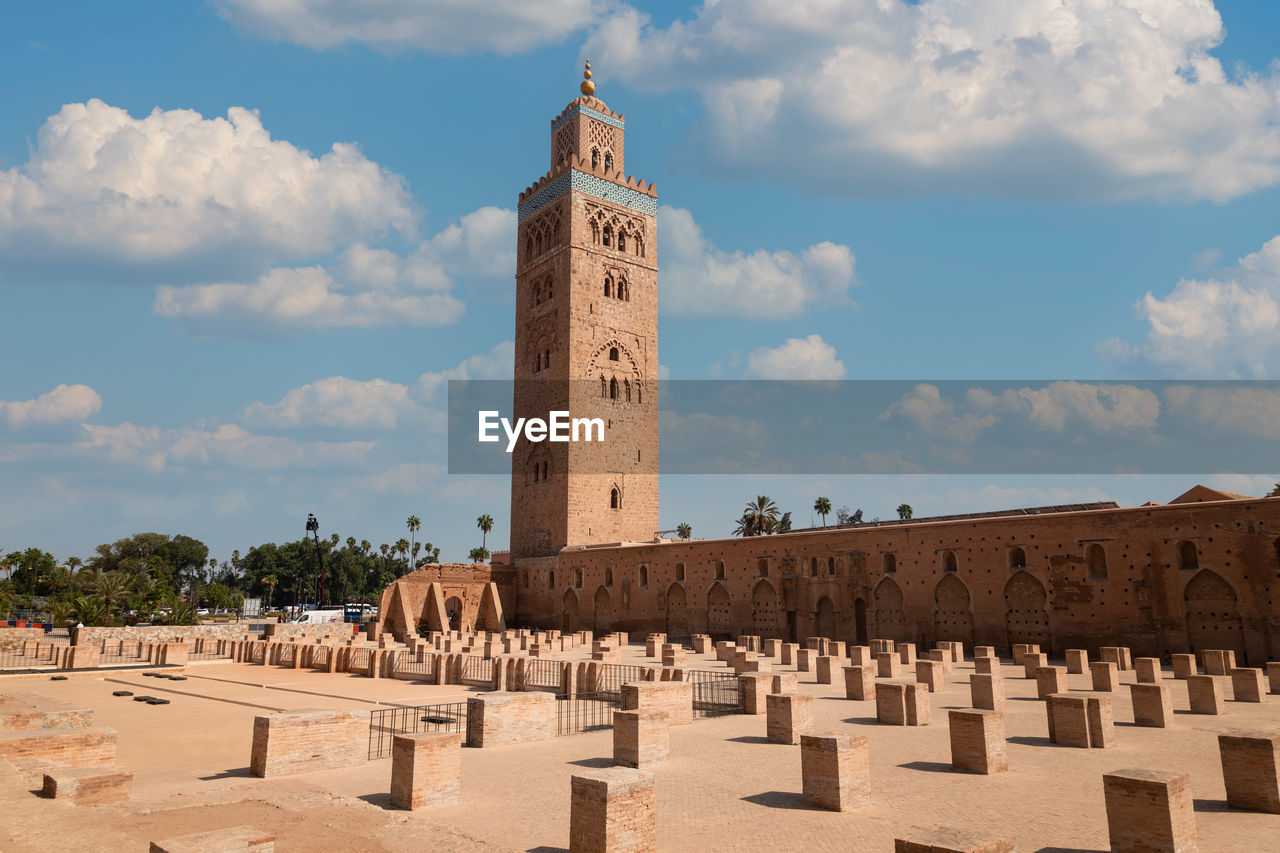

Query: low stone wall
<box><xmin>0</xmin><ymin>628</ymin><xmax>47</xmax><ymax>652</ymax></box>
<box><xmin>249</xmin><ymin>709</ymin><xmax>366</xmax><ymax>777</ymax></box>
<box><xmin>72</xmin><ymin>624</ymin><xmax>250</xmax><ymax>645</ymax></box>
<box><xmin>263</xmin><ymin>623</ymin><xmax>356</xmax><ymax>640</ymax></box>
<box><xmin>0</xmin><ymin>692</ymin><xmax>93</xmax><ymax>730</ymax></box>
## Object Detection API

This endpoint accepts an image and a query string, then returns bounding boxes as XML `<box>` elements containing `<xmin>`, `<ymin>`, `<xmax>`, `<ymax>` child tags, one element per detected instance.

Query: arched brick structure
<box><xmin>1184</xmin><ymin>569</ymin><xmax>1246</xmax><ymax>662</ymax></box>
<box><xmin>934</xmin><ymin>574</ymin><xmax>975</xmax><ymax>647</ymax></box>
<box><xmin>1005</xmin><ymin>571</ymin><xmax>1051</xmax><ymax>653</ymax></box>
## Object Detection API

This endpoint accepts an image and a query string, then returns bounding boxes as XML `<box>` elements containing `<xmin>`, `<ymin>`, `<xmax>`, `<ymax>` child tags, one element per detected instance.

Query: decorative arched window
<box><xmin>591</xmin><ymin>148</ymin><xmax>600</xmax><ymax>168</ymax></box>
<box><xmin>546</xmin><ymin>280</ymin><xmax>553</xmax><ymax>299</ymax></box>
<box><xmin>756</xmin><ymin>558</ymin><xmax>768</xmax><ymax>577</ymax></box>
<box><xmin>1009</xmin><ymin>547</ymin><xmax>1026</xmax><ymax>569</ymax></box>
<box><xmin>827</xmin><ymin>556</ymin><xmax>835</xmax><ymax>576</ymax></box>
<box><xmin>1178</xmin><ymin>540</ymin><xmax>1198</xmax><ymax>570</ymax></box>
<box><xmin>624</xmin><ymin>379</ymin><xmax>631</xmax><ymax>402</ymax></box>
<box><xmin>883</xmin><ymin>553</ymin><xmax>897</xmax><ymax>574</ymax></box>
<box><xmin>1086</xmin><ymin>543</ymin><xmax>1107</xmax><ymax>580</ymax></box>
<box><xmin>610</xmin><ymin>487</ymin><xmax>620</xmax><ymax>509</ymax></box>
<box><xmin>609</xmin><ymin>347</ymin><xmax>619</xmax><ymax>361</ymax></box>
<box><xmin>605</xmin><ymin>568</ymin><xmax>614</xmax><ymax>587</ymax></box>
<box><xmin>617</xmin><ymin>231</ymin><xmax>626</xmax><ymax>252</ymax></box>
<box><xmin>714</xmin><ymin>560</ymin><xmax>725</xmax><ymax>580</ymax></box>
<box><xmin>541</xmin><ymin>460</ymin><xmax>549</xmax><ymax>480</ymax></box>
<box><xmin>590</xmin><ymin>221</ymin><xmax>600</xmax><ymax>244</ymax></box>
<box><xmin>534</xmin><ymin>284</ymin><xmax>542</xmax><ymax>305</ymax></box>
<box><xmin>549</xmin><ymin>570</ymin><xmax>555</xmax><ymax>588</ymax></box>
<box><xmin>809</xmin><ymin>557</ymin><xmax>818</xmax><ymax>577</ymax></box>
<box><xmin>575</xmin><ymin>568</ymin><xmax>583</xmax><ymax>588</ymax></box>
<box><xmin>532</xmin><ymin>462</ymin><xmax>540</xmax><ymax>482</ymax></box>
<box><xmin>600</xmin><ymin>375</ymin><xmax>607</xmax><ymax>397</ymax></box>
<box><xmin>604</xmin><ymin>152</ymin><xmax>613</xmax><ymax>171</ymax></box>
<box><xmin>636</xmin><ymin>238</ymin><xmax>645</xmax><ymax>258</ymax></box>
<box><xmin>942</xmin><ymin>550</ymin><xmax>958</xmax><ymax>572</ymax></box>
<box><xmin>525</xmin><ymin>236</ymin><xmax>533</xmax><ymax>259</ymax></box>
<box><xmin>675</xmin><ymin>562</ymin><xmax>686</xmax><ymax>582</ymax></box>
<box><xmin>603</xmin><ymin>225</ymin><xmax>612</xmax><ymax>247</ymax></box>
<box><xmin>639</xmin><ymin>565</ymin><xmax>648</xmax><ymax>587</ymax></box>
<box><xmin>544</xmin><ymin>348</ymin><xmax>551</xmax><ymax>370</ymax></box>
<box><xmin>534</xmin><ymin>233</ymin><xmax>542</xmax><ymax>255</ymax></box>
<box><xmin>609</xmin><ymin>378</ymin><xmax>618</xmax><ymax>399</ymax></box>
<box><xmin>604</xmin><ymin>276</ymin><xmax>612</xmax><ymax>298</ymax></box>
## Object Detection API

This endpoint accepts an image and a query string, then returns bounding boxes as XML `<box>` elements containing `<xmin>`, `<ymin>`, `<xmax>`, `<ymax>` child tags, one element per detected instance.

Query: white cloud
<box><xmin>239</xmin><ymin>340</ymin><xmax>514</xmax><ymax>431</ymax></box>
<box><xmin>353</xmin><ymin>462</ymin><xmax>447</xmax><ymax>496</ymax></box>
<box><xmin>882</xmin><ymin>384</ymin><xmax>997</xmax><ymax>444</ymax></box>
<box><xmin>217</xmin><ymin>0</ymin><xmax>600</xmax><ymax>54</ymax></box>
<box><xmin>0</xmin><ymin>384</ymin><xmax>102</xmax><ymax>428</ymax></box>
<box><xmin>77</xmin><ymin>422</ymin><xmax>375</xmax><ymax>473</ymax></box>
<box><xmin>969</xmin><ymin>382</ymin><xmax>1161</xmax><ymax>432</ymax></box>
<box><xmin>660</xmin><ymin>206</ymin><xmax>856</xmax><ymax>319</ymax></box>
<box><xmin>586</xmin><ymin>1</ymin><xmax>1280</xmax><ymax>201</ymax></box>
<box><xmin>153</xmin><ymin>207</ymin><xmax>514</xmax><ymax>335</ymax></box>
<box><xmin>0</xmin><ymin>99</ymin><xmax>413</xmax><ymax>276</ymax></box>
<box><xmin>1163</xmin><ymin>385</ymin><xmax>1280</xmax><ymax>440</ymax></box>
<box><xmin>1102</xmin><ymin>236</ymin><xmax>1280</xmax><ymax>376</ymax></box>
<box><xmin>746</xmin><ymin>334</ymin><xmax>847</xmax><ymax>379</ymax></box>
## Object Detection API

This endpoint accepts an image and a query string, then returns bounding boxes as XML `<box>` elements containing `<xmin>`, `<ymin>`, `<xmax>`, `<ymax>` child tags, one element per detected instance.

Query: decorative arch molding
<box><xmin>873</xmin><ymin>576</ymin><xmax>907</xmax><ymax>642</ymax></box>
<box><xmin>1183</xmin><ymin>569</ymin><xmax>1245</xmax><ymax>660</ymax></box>
<box><xmin>665</xmin><ymin>582</ymin><xmax>689</xmax><ymax>640</ymax></box>
<box><xmin>751</xmin><ymin>579</ymin><xmax>782</xmax><ymax>639</ymax></box>
<box><xmin>706</xmin><ymin>581</ymin><xmax>732</xmax><ymax>640</ymax></box>
<box><xmin>815</xmin><ymin>595</ymin><xmax>836</xmax><ymax>640</ymax></box>
<box><xmin>1004</xmin><ymin>570</ymin><xmax>1050</xmax><ymax>652</ymax></box>
<box><xmin>933</xmin><ymin>573</ymin><xmax>974</xmax><ymax>646</ymax></box>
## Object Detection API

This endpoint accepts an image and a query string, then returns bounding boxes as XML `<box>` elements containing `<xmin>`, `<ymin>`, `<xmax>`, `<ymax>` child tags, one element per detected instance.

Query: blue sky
<box><xmin>2</xmin><ymin>0</ymin><xmax>1280</xmax><ymax>564</ymax></box>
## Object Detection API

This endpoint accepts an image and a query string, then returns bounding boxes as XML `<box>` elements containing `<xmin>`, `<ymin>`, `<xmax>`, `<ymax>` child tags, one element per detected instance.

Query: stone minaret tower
<box><xmin>509</xmin><ymin>62</ymin><xmax>659</xmax><ymax>559</ymax></box>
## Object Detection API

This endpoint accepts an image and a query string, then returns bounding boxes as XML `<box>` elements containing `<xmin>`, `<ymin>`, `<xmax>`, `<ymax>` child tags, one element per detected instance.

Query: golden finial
<box><xmin>580</xmin><ymin>59</ymin><xmax>595</xmax><ymax>96</ymax></box>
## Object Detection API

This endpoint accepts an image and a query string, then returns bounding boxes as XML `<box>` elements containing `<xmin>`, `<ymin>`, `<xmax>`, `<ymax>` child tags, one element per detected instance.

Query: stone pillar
<box><xmin>844</xmin><ymin>666</ymin><xmax>875</xmax><ymax>701</ymax></box>
<box><xmin>621</xmin><ymin>682</ymin><xmax>693</xmax><ymax>726</ymax></box>
<box><xmin>389</xmin><ymin>731</ymin><xmax>461</xmax><ymax>810</ymax></box>
<box><xmin>974</xmin><ymin>645</ymin><xmax>995</xmax><ymax>660</ymax></box>
<box><xmin>948</xmin><ymin>709</ymin><xmax>1007</xmax><ymax>775</ymax></box>
<box><xmin>1129</xmin><ymin>683</ymin><xmax>1174</xmax><ymax>728</ymax></box>
<box><xmin>1047</xmin><ymin>694</ymin><xmax>1114</xmax><ymax>748</ymax></box>
<box><xmin>569</xmin><ymin>768</ymin><xmax>656</xmax><ymax>853</ymax></box>
<box><xmin>927</xmin><ymin>649</ymin><xmax>952</xmax><ymax>673</ymax></box>
<box><xmin>796</xmin><ymin>648</ymin><xmax>815</xmax><ymax>673</ymax></box>
<box><xmin>849</xmin><ymin>646</ymin><xmax>873</xmax><ymax>667</ymax></box>
<box><xmin>466</xmin><ymin>692</ymin><xmax>556</xmax><ymax>748</ymax></box>
<box><xmin>1230</xmin><ymin>668</ymin><xmax>1267</xmax><ymax>703</ymax></box>
<box><xmin>1091</xmin><ymin>661</ymin><xmax>1119</xmax><ymax>692</ymax></box>
<box><xmin>1035</xmin><ymin>666</ymin><xmax>1067</xmax><ymax>700</ymax></box>
<box><xmin>660</xmin><ymin>648</ymin><xmax>686</xmax><ymax>669</ymax></box>
<box><xmin>691</xmin><ymin>635</ymin><xmax>712</xmax><ymax>655</ymax></box>
<box><xmin>1066</xmin><ymin>649</ymin><xmax>1088</xmax><ymax>674</ymax></box>
<box><xmin>973</xmin><ymin>656</ymin><xmax>996</xmax><ymax>675</ymax></box>
<box><xmin>800</xmin><ymin>734</ymin><xmax>870</xmax><ymax>812</ymax></box>
<box><xmin>1187</xmin><ymin>675</ymin><xmax>1225</xmax><ymax>714</ymax></box>
<box><xmin>766</xmin><ymin>693</ymin><xmax>813</xmax><ymax>745</ymax></box>
<box><xmin>250</xmin><ymin>710</ymin><xmax>366</xmax><ymax>777</ymax></box>
<box><xmin>1102</xmin><ymin>769</ymin><xmax>1196</xmax><ymax>853</ymax></box>
<box><xmin>1172</xmin><ymin>654</ymin><xmax>1197</xmax><ymax>680</ymax></box>
<box><xmin>876</xmin><ymin>652</ymin><xmax>902</xmax><ymax>679</ymax></box>
<box><xmin>815</xmin><ymin>655</ymin><xmax>837</xmax><ymax>684</ymax></box>
<box><xmin>1203</xmin><ymin>649</ymin><xmax>1231</xmax><ymax>676</ymax></box>
<box><xmin>970</xmin><ymin>674</ymin><xmax>1005</xmax><ymax>712</ymax></box>
<box><xmin>1021</xmin><ymin>652</ymin><xmax>1048</xmax><ymax>679</ymax></box>
<box><xmin>644</xmin><ymin>635</ymin><xmax>664</xmax><ymax>657</ymax></box>
<box><xmin>1218</xmin><ymin>731</ymin><xmax>1280</xmax><ymax>813</ymax></box>
<box><xmin>915</xmin><ymin>660</ymin><xmax>944</xmax><ymax>693</ymax></box>
<box><xmin>772</xmin><ymin>672</ymin><xmax>799</xmax><ymax>695</ymax></box>
<box><xmin>1135</xmin><ymin>657</ymin><xmax>1162</xmax><ymax>684</ymax></box>
<box><xmin>613</xmin><ymin>709</ymin><xmax>668</xmax><ymax>769</ymax></box>
<box><xmin>876</xmin><ymin>681</ymin><xmax>930</xmax><ymax>726</ymax></box>
<box><xmin>780</xmin><ymin>643</ymin><xmax>798</xmax><ymax>666</ymax></box>
<box><xmin>1011</xmin><ymin>643</ymin><xmax>1030</xmax><ymax>665</ymax></box>
<box><xmin>896</xmin><ymin>643</ymin><xmax>916</xmax><ymax>666</ymax></box>
<box><xmin>763</xmin><ymin>639</ymin><xmax>781</xmax><ymax>658</ymax></box>
<box><xmin>738</xmin><ymin>674</ymin><xmax>773</xmax><ymax>715</ymax></box>
<box><xmin>829</xmin><ymin>641</ymin><xmax>847</xmax><ymax>658</ymax></box>
<box><xmin>66</xmin><ymin>646</ymin><xmax>100</xmax><ymax>669</ymax></box>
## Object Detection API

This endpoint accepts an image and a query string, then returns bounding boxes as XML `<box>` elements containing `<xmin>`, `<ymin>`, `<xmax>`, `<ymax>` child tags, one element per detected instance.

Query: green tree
<box><xmin>469</xmin><ymin>546</ymin><xmax>491</xmax><ymax>563</ymax></box>
<box><xmin>736</xmin><ymin>496</ymin><xmax>780</xmax><ymax>537</ymax></box>
<box><xmin>897</xmin><ymin>503</ymin><xmax>914</xmax><ymax>520</ymax></box>
<box><xmin>476</xmin><ymin>514</ymin><xmax>494</xmax><ymax>551</ymax></box>
<box><xmin>676</xmin><ymin>522</ymin><xmax>692</xmax><ymax>540</ymax></box>
<box><xmin>394</xmin><ymin>538</ymin><xmax>411</xmax><ymax>574</ymax></box>
<box><xmin>406</xmin><ymin>515</ymin><xmax>421</xmax><ymax>567</ymax></box>
<box><xmin>814</xmin><ymin>497</ymin><xmax>831</xmax><ymax>526</ymax></box>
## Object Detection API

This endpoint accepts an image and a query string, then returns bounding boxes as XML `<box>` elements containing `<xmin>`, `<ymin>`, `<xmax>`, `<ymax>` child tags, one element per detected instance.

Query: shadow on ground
<box><xmin>741</xmin><ymin>791</ymin><xmax>813</xmax><ymax>810</ymax></box>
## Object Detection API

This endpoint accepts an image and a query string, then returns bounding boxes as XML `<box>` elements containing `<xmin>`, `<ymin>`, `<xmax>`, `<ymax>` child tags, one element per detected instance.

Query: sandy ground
<box><xmin>2</xmin><ymin>648</ymin><xmax>1278</xmax><ymax>851</ymax></box>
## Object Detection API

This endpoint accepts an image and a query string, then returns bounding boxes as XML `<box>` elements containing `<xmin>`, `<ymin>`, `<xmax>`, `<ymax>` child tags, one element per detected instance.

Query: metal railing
<box><xmin>368</xmin><ymin>702</ymin><xmax>468</xmax><ymax>759</ymax></box>
<box><xmin>684</xmin><ymin>669</ymin><xmax>739</xmax><ymax>684</ymax></box>
<box><xmin>460</xmin><ymin>655</ymin><xmax>493</xmax><ymax>685</ymax></box>
<box><xmin>692</xmin><ymin>678</ymin><xmax>743</xmax><ymax>718</ymax></box>
<box><xmin>187</xmin><ymin>649</ymin><xmax>232</xmax><ymax>660</ymax></box>
<box><xmin>309</xmin><ymin>646</ymin><xmax>331</xmax><ymax>669</ymax></box>
<box><xmin>394</xmin><ymin>656</ymin><xmax>433</xmax><ymax>679</ymax></box>
<box><xmin>0</xmin><ymin>649</ymin><xmax>57</xmax><ymax>671</ymax></box>
<box><xmin>593</xmin><ymin>664</ymin><xmax>648</xmax><ymax>700</ymax></box>
<box><xmin>555</xmin><ymin>691</ymin><xmax>620</xmax><ymax>736</ymax></box>
<box><xmin>348</xmin><ymin>647</ymin><xmax>371</xmax><ymax>671</ymax></box>
<box><xmin>98</xmin><ymin>647</ymin><xmax>146</xmax><ymax>664</ymax></box>
<box><xmin>520</xmin><ymin>658</ymin><xmax>562</xmax><ymax>690</ymax></box>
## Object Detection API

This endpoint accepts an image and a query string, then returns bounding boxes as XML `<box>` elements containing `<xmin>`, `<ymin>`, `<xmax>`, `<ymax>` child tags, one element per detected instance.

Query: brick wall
<box><xmin>248</xmin><ymin>709</ymin><xmax>366</xmax><ymax>777</ymax></box>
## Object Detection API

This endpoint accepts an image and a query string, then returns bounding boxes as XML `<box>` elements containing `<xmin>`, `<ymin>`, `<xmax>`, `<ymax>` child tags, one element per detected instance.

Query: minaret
<box><xmin>510</xmin><ymin>62</ymin><xmax>660</xmax><ymax>559</ymax></box>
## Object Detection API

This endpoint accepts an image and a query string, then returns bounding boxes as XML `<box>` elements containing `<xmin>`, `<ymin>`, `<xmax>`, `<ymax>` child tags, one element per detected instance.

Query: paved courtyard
<box><xmin>2</xmin><ymin>643</ymin><xmax>1276</xmax><ymax>852</ymax></box>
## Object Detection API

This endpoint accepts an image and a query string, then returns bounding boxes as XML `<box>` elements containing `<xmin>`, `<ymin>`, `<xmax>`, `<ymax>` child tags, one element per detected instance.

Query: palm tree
<box><xmin>814</xmin><ymin>497</ymin><xmax>831</xmax><ymax>526</ymax></box>
<box><xmin>476</xmin><ymin>514</ymin><xmax>494</xmax><ymax>551</ymax></box>
<box><xmin>346</xmin><ymin>536</ymin><xmax>357</xmax><ymax>552</ymax></box>
<box><xmin>897</xmin><ymin>503</ymin><xmax>913</xmax><ymax>520</ymax></box>
<box><xmin>1269</xmin><ymin>483</ymin><xmax>1280</xmax><ymax>498</ymax></box>
<box><xmin>406</xmin><ymin>515</ymin><xmax>421</xmax><ymax>565</ymax></box>
<box><xmin>394</xmin><ymin>538</ymin><xmax>411</xmax><ymax>574</ymax></box>
<box><xmin>95</xmin><ymin>570</ymin><xmax>132</xmax><ymax>622</ymax></box>
<box><xmin>360</xmin><ymin>539</ymin><xmax>372</xmax><ymax>556</ymax></box>
<box><xmin>738</xmin><ymin>495</ymin><xmax>780</xmax><ymax>537</ymax></box>
<box><xmin>676</xmin><ymin>522</ymin><xmax>692</xmax><ymax>540</ymax></box>
<box><xmin>262</xmin><ymin>574</ymin><xmax>278</xmax><ymax>609</ymax></box>
<box><xmin>412</xmin><ymin>541</ymin><xmax>421</xmax><ymax>569</ymax></box>
<box><xmin>469</xmin><ymin>546</ymin><xmax>490</xmax><ymax>563</ymax></box>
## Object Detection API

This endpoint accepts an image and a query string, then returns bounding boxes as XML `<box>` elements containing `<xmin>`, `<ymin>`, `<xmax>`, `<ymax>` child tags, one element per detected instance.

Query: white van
<box><xmin>291</xmin><ymin>609</ymin><xmax>344</xmax><ymax>625</ymax></box>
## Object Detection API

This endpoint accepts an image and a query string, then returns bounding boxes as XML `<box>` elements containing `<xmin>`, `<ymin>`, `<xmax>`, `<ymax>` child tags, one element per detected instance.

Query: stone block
<box><xmin>780</xmin><ymin>643</ymin><xmax>798</xmax><ymax>665</ymax></box>
<box><xmin>876</xmin><ymin>652</ymin><xmax>902</xmax><ymax>679</ymax></box>
<box><xmin>1218</xmin><ymin>731</ymin><xmax>1280</xmax><ymax>813</ymax></box>
<box><xmin>829</xmin><ymin>641</ymin><xmax>847</xmax><ymax>658</ymax></box>
<box><xmin>970</xmin><ymin>674</ymin><xmax>1005</xmax><ymax>712</ymax></box>
<box><xmin>894</xmin><ymin>826</ymin><xmax>1015</xmax><ymax>853</ymax></box>
<box><xmin>896</xmin><ymin>643</ymin><xmax>917</xmax><ymax>665</ymax></box>
<box><xmin>974</xmin><ymin>656</ymin><xmax>996</xmax><ymax>675</ymax></box>
<box><xmin>766</xmin><ymin>693</ymin><xmax>814</xmax><ymax>745</ymax></box>
<box><xmin>1066</xmin><ymin>649</ymin><xmax>1088</xmax><ymax>674</ymax></box>
<box><xmin>1172</xmin><ymin>654</ymin><xmax>1197</xmax><ymax>680</ymax></box>
<box><xmin>815</xmin><ymin>655</ymin><xmax>837</xmax><ymax>684</ymax></box>
<box><xmin>843</xmin><ymin>665</ymin><xmax>875</xmax><ymax>700</ymax></box>
<box><xmin>1047</xmin><ymin>694</ymin><xmax>1114</xmax><ymax>748</ymax></box>
<box><xmin>569</xmin><ymin>768</ymin><xmax>656</xmax><ymax>853</ymax></box>
<box><xmin>772</xmin><ymin>672</ymin><xmax>799</xmax><ymax>695</ymax></box>
<box><xmin>1187</xmin><ymin>675</ymin><xmax>1225</xmax><ymax>715</ymax></box>
<box><xmin>621</xmin><ymin>681</ymin><xmax>693</xmax><ymax>726</ymax></box>
<box><xmin>849</xmin><ymin>645</ymin><xmax>873</xmax><ymax>666</ymax></box>
<box><xmin>613</xmin><ymin>709</ymin><xmax>668</xmax><ymax>770</ymax></box>
<box><xmin>250</xmin><ymin>709</ymin><xmax>365</xmax><ymax>777</ymax></box>
<box><xmin>916</xmin><ymin>659</ymin><xmax>944</xmax><ymax>693</ymax></box>
<box><xmin>1022</xmin><ymin>652</ymin><xmax>1048</xmax><ymax>679</ymax></box>
<box><xmin>0</xmin><ymin>726</ymin><xmax>117</xmax><ymax>775</ymax></box>
<box><xmin>927</xmin><ymin>649</ymin><xmax>952</xmax><ymax>673</ymax></box>
<box><xmin>949</xmin><ymin>709</ymin><xmax>1007</xmax><ymax>775</ymax></box>
<box><xmin>1202</xmin><ymin>649</ymin><xmax>1232</xmax><ymax>676</ymax></box>
<box><xmin>801</xmin><ymin>733</ymin><xmax>871</xmax><ymax>811</ymax></box>
<box><xmin>1230</xmin><ymin>668</ymin><xmax>1266</xmax><ymax>703</ymax></box>
<box><xmin>1102</xmin><ymin>768</ymin><xmax>1196</xmax><ymax>853</ymax></box>
<box><xmin>466</xmin><ymin>692</ymin><xmax>555</xmax><ymax>747</ymax></box>
<box><xmin>1035</xmin><ymin>666</ymin><xmax>1067</xmax><ymax>700</ymax></box>
<box><xmin>1129</xmin><ymin>683</ymin><xmax>1174</xmax><ymax>728</ymax></box>
<box><xmin>1011</xmin><ymin>643</ymin><xmax>1030</xmax><ymax>665</ymax></box>
<box><xmin>763</xmin><ymin>639</ymin><xmax>782</xmax><ymax>658</ymax></box>
<box><xmin>974</xmin><ymin>646</ymin><xmax>995</xmax><ymax>660</ymax></box>
<box><xmin>738</xmin><ymin>674</ymin><xmax>773</xmax><ymax>715</ymax></box>
<box><xmin>390</xmin><ymin>731</ymin><xmax>461</xmax><ymax>809</ymax></box>
<box><xmin>796</xmin><ymin>648</ymin><xmax>815</xmax><ymax>673</ymax></box>
<box><xmin>876</xmin><ymin>681</ymin><xmax>930</xmax><ymax>726</ymax></box>
<box><xmin>1135</xmin><ymin>657</ymin><xmax>1163</xmax><ymax>684</ymax></box>
<box><xmin>148</xmin><ymin>827</ymin><xmax>275</xmax><ymax>853</ymax></box>
<box><xmin>1091</xmin><ymin>660</ymin><xmax>1120</xmax><ymax>692</ymax></box>
<box><xmin>41</xmin><ymin>766</ymin><xmax>132</xmax><ymax>805</ymax></box>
